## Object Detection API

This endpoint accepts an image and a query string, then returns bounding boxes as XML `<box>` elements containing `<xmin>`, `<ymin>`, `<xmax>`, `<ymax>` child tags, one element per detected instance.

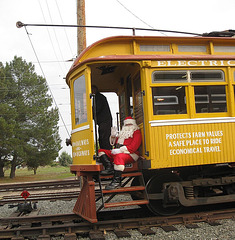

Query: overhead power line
<box><xmin>23</xmin><ymin>25</ymin><xmax>70</xmax><ymax>137</ymax></box>
<box><xmin>115</xmin><ymin>0</ymin><xmax>155</xmax><ymax>30</ymax></box>
<box><xmin>115</xmin><ymin>0</ymin><xmax>166</xmax><ymax>36</ymax></box>
<box><xmin>38</xmin><ymin>0</ymin><xmax>67</xmax><ymax>75</ymax></box>
<box><xmin>44</xmin><ymin>0</ymin><xmax>66</xmax><ymax>72</ymax></box>
<box><xmin>54</xmin><ymin>0</ymin><xmax>74</xmax><ymax>56</ymax></box>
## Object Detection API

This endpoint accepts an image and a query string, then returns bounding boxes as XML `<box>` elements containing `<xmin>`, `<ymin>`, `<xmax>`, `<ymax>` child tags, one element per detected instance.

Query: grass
<box><xmin>0</xmin><ymin>165</ymin><xmax>75</xmax><ymax>183</ymax></box>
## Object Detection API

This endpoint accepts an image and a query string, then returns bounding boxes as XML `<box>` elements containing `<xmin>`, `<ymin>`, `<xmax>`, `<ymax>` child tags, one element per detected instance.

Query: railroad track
<box><xmin>0</xmin><ymin>179</ymin><xmax>80</xmax><ymax>205</ymax></box>
<box><xmin>0</xmin><ymin>191</ymin><xmax>80</xmax><ymax>205</ymax></box>
<box><xmin>0</xmin><ymin>179</ymin><xmax>80</xmax><ymax>192</ymax></box>
<box><xmin>1</xmin><ymin>207</ymin><xmax>235</xmax><ymax>240</ymax></box>
<box><xmin>0</xmin><ymin>179</ymin><xmax>109</xmax><ymax>205</ymax></box>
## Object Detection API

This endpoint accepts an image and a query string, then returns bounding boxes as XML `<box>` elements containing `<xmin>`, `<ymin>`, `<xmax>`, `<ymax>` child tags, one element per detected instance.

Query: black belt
<box><xmin>115</xmin><ymin>143</ymin><xmax>124</xmax><ymax>148</ymax></box>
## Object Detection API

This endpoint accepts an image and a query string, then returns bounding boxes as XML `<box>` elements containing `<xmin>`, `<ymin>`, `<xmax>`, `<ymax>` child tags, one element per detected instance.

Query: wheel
<box><xmin>129</xmin><ymin>176</ymin><xmax>150</xmax><ymax>211</ymax></box>
<box><xmin>146</xmin><ymin>173</ymin><xmax>183</xmax><ymax>216</ymax></box>
<box><xmin>130</xmin><ymin>176</ymin><xmax>145</xmax><ymax>200</ymax></box>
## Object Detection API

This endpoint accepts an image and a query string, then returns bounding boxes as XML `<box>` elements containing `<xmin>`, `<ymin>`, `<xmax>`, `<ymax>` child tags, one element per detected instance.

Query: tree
<box><xmin>58</xmin><ymin>151</ymin><xmax>72</xmax><ymax>167</ymax></box>
<box><xmin>0</xmin><ymin>62</ymin><xmax>16</xmax><ymax>177</ymax></box>
<box><xmin>1</xmin><ymin>56</ymin><xmax>62</xmax><ymax>177</ymax></box>
<box><xmin>26</xmin><ymin>108</ymin><xmax>61</xmax><ymax>174</ymax></box>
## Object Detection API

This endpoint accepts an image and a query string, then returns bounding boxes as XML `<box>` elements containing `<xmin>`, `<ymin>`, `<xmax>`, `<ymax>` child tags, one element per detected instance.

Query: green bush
<box><xmin>58</xmin><ymin>151</ymin><xmax>72</xmax><ymax>167</ymax></box>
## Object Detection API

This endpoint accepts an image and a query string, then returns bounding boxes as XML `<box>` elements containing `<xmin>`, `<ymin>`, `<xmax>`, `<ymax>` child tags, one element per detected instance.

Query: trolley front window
<box><xmin>73</xmin><ymin>75</ymin><xmax>87</xmax><ymax>125</ymax></box>
<box><xmin>194</xmin><ymin>85</ymin><xmax>227</xmax><ymax>113</ymax></box>
<box><xmin>152</xmin><ymin>86</ymin><xmax>187</xmax><ymax>115</ymax></box>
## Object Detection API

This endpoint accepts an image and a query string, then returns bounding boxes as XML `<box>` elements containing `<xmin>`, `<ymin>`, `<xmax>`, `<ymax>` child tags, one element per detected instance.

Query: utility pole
<box><xmin>77</xmin><ymin>0</ymin><xmax>86</xmax><ymax>56</ymax></box>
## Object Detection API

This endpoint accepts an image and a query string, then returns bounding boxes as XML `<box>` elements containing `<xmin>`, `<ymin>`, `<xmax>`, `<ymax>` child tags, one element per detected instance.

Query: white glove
<box><xmin>111</xmin><ymin>148</ymin><xmax>122</xmax><ymax>155</ymax></box>
<box><xmin>110</xmin><ymin>127</ymin><xmax>119</xmax><ymax>146</ymax></box>
<box><xmin>111</xmin><ymin>126</ymin><xmax>118</xmax><ymax>137</ymax></box>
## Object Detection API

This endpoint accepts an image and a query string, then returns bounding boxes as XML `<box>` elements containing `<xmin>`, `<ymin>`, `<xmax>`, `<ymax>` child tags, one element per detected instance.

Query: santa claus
<box><xmin>98</xmin><ymin>116</ymin><xmax>142</xmax><ymax>190</ymax></box>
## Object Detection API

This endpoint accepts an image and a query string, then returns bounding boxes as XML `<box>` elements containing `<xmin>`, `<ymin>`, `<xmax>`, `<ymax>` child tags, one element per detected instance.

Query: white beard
<box><xmin>117</xmin><ymin>124</ymin><xmax>139</xmax><ymax>144</ymax></box>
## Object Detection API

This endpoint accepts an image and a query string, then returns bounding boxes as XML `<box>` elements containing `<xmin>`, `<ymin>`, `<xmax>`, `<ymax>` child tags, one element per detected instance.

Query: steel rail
<box><xmin>0</xmin><ymin>179</ymin><xmax>110</xmax><ymax>205</ymax></box>
<box><xmin>1</xmin><ymin>208</ymin><xmax>235</xmax><ymax>239</ymax></box>
<box><xmin>0</xmin><ymin>179</ymin><xmax>80</xmax><ymax>192</ymax></box>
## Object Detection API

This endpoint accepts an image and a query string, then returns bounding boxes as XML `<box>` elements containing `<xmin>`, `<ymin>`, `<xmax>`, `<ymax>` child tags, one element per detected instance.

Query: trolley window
<box><xmin>191</xmin><ymin>70</ymin><xmax>224</xmax><ymax>82</ymax></box>
<box><xmin>214</xmin><ymin>46</ymin><xmax>235</xmax><ymax>53</ymax></box>
<box><xmin>178</xmin><ymin>45</ymin><xmax>207</xmax><ymax>53</ymax></box>
<box><xmin>194</xmin><ymin>85</ymin><xmax>227</xmax><ymax>113</ymax></box>
<box><xmin>73</xmin><ymin>75</ymin><xmax>87</xmax><ymax>125</ymax></box>
<box><xmin>152</xmin><ymin>71</ymin><xmax>187</xmax><ymax>83</ymax></box>
<box><xmin>152</xmin><ymin>70</ymin><xmax>224</xmax><ymax>83</ymax></box>
<box><xmin>140</xmin><ymin>45</ymin><xmax>170</xmax><ymax>52</ymax></box>
<box><xmin>152</xmin><ymin>86</ymin><xmax>187</xmax><ymax>115</ymax></box>
<box><xmin>233</xmin><ymin>71</ymin><xmax>235</xmax><ymax>103</ymax></box>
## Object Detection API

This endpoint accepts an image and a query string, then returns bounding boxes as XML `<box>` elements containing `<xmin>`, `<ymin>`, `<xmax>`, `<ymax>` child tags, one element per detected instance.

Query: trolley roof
<box><xmin>66</xmin><ymin>35</ymin><xmax>235</xmax><ymax>85</ymax></box>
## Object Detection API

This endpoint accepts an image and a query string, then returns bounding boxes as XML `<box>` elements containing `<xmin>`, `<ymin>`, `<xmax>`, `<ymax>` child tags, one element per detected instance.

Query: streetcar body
<box><xmin>66</xmin><ymin>35</ymin><xmax>235</xmax><ymax>219</ymax></box>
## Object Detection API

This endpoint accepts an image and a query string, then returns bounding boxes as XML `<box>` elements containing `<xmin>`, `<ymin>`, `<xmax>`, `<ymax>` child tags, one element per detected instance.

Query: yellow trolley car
<box><xmin>66</xmin><ymin>34</ymin><xmax>235</xmax><ymax>223</ymax></box>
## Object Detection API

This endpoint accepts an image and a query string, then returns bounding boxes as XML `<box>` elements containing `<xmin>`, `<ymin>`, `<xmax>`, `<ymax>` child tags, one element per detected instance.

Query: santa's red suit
<box><xmin>98</xmin><ymin>116</ymin><xmax>142</xmax><ymax>171</ymax></box>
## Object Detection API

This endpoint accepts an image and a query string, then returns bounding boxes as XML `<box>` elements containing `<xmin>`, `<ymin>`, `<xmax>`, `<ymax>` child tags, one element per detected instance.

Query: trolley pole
<box><xmin>77</xmin><ymin>0</ymin><xmax>86</xmax><ymax>55</ymax></box>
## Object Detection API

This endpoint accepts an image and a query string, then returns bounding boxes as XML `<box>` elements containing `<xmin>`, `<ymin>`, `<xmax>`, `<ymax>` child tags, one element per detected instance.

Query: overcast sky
<box><xmin>1</xmin><ymin>0</ymin><xmax>235</xmax><ymax>156</ymax></box>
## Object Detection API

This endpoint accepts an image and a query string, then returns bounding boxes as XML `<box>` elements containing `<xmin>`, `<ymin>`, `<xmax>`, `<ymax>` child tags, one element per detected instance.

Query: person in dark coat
<box><xmin>92</xmin><ymin>85</ymin><xmax>112</xmax><ymax>150</ymax></box>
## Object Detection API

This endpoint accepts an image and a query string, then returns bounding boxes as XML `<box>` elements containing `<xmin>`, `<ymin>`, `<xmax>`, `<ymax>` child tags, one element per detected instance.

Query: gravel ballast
<box><xmin>1</xmin><ymin>200</ymin><xmax>235</xmax><ymax>239</ymax></box>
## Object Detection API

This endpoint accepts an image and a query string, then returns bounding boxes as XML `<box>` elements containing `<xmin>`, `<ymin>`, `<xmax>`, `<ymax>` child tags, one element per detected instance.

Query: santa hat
<box><xmin>124</xmin><ymin>116</ymin><xmax>136</xmax><ymax>126</ymax></box>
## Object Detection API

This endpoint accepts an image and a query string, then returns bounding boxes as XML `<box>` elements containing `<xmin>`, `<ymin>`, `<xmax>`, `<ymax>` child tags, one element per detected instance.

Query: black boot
<box><xmin>99</xmin><ymin>154</ymin><xmax>114</xmax><ymax>175</ymax></box>
<box><xmin>105</xmin><ymin>170</ymin><xmax>122</xmax><ymax>190</ymax></box>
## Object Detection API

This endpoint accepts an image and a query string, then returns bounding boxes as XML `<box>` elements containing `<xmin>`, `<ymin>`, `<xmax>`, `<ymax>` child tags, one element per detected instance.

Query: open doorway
<box><xmin>90</xmin><ymin>62</ymin><xmax>141</xmax><ymax>149</ymax></box>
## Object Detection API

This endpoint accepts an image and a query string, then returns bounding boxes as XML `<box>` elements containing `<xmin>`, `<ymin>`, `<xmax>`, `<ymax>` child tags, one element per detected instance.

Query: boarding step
<box><xmin>102</xmin><ymin>186</ymin><xmax>145</xmax><ymax>194</ymax></box>
<box><xmin>97</xmin><ymin>170</ymin><xmax>149</xmax><ymax>212</ymax></box>
<box><xmin>100</xmin><ymin>171</ymin><xmax>142</xmax><ymax>180</ymax></box>
<box><xmin>104</xmin><ymin>199</ymin><xmax>149</xmax><ymax>208</ymax></box>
